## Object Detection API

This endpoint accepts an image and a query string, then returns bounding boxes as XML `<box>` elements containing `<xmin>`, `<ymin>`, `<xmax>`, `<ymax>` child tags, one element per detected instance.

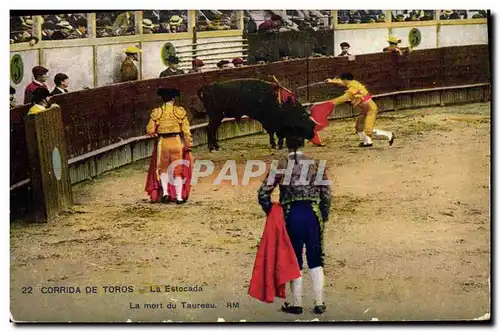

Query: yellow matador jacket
<box><xmin>329</xmin><ymin>79</ymin><xmax>377</xmax><ymax>112</ymax></box>
<box><xmin>146</xmin><ymin>102</ymin><xmax>193</xmax><ymax>147</ymax></box>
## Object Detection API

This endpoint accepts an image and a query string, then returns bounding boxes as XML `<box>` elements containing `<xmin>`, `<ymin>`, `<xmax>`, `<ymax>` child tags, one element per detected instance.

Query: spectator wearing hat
<box><xmin>258</xmin><ymin>14</ymin><xmax>283</xmax><ymax>33</ymax></box>
<box><xmin>338</xmin><ymin>15</ymin><xmax>350</xmax><ymax>24</ymax></box>
<box><xmin>232</xmin><ymin>58</ymin><xmax>244</xmax><ymax>68</ymax></box>
<box><xmin>383</xmin><ymin>36</ymin><xmax>403</xmax><ymax>56</ymax></box>
<box><xmin>205</xmin><ymin>13</ymin><xmax>231</xmax><ymax>31</ymax></box>
<box><xmin>10</xmin><ymin>86</ymin><xmax>16</xmax><ymax>109</ymax></box>
<box><xmin>121</xmin><ymin>46</ymin><xmax>142</xmax><ymax>82</ymax></box>
<box><xmin>216</xmin><ymin>60</ymin><xmax>230</xmax><ymax>70</ymax></box>
<box><xmin>96</xmin><ymin>18</ymin><xmax>113</xmax><ymax>37</ymax></box>
<box><xmin>27</xmin><ymin>87</ymin><xmax>53</xmax><ymax>115</ymax></box>
<box><xmin>71</xmin><ymin>18</ymin><xmax>88</xmax><ymax>38</ymax></box>
<box><xmin>440</xmin><ymin>10</ymin><xmax>453</xmax><ymax>20</ymax></box>
<box><xmin>188</xmin><ymin>58</ymin><xmax>204</xmax><ymax>74</ymax></box>
<box><xmin>143</xmin><ymin>19</ymin><xmax>154</xmax><ymax>34</ymax></box>
<box><xmin>338</xmin><ymin>42</ymin><xmax>352</xmax><ymax>57</ymax></box>
<box><xmin>24</xmin><ymin>66</ymin><xmax>49</xmax><ymax>104</ymax></box>
<box><xmin>23</xmin><ymin>18</ymin><xmax>33</xmax><ymax>31</ymax></box>
<box><xmin>42</xmin><ymin>21</ymin><xmax>57</xmax><ymax>40</ymax></box>
<box><xmin>168</xmin><ymin>15</ymin><xmax>184</xmax><ymax>33</ymax></box>
<box><xmin>146</xmin><ymin>87</ymin><xmax>193</xmax><ymax>204</ymax></box>
<box><xmin>376</xmin><ymin>13</ymin><xmax>386</xmax><ymax>23</ymax></box>
<box><xmin>244</xmin><ymin>15</ymin><xmax>258</xmax><ymax>34</ymax></box>
<box><xmin>160</xmin><ymin>56</ymin><xmax>185</xmax><ymax>77</ymax></box>
<box><xmin>57</xmin><ymin>21</ymin><xmax>73</xmax><ymax>38</ymax></box>
<box><xmin>472</xmin><ymin>10</ymin><xmax>487</xmax><ymax>19</ymax></box>
<box><xmin>112</xmin><ymin>11</ymin><xmax>134</xmax><ymax>36</ymax></box>
<box><xmin>51</xmin><ymin>73</ymin><xmax>69</xmax><ymax>95</ymax></box>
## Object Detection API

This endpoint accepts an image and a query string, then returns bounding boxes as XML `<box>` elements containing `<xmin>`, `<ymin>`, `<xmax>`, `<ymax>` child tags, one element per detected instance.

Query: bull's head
<box><xmin>193</xmin><ymin>85</ymin><xmax>211</xmax><ymax>118</ymax></box>
<box><xmin>278</xmin><ymin>98</ymin><xmax>315</xmax><ymax>140</ymax></box>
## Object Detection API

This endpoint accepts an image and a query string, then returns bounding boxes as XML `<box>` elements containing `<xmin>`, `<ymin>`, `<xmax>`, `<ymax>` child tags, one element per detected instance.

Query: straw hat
<box><xmin>169</xmin><ymin>15</ymin><xmax>183</xmax><ymax>26</ymax></box>
<box><xmin>124</xmin><ymin>46</ymin><xmax>142</xmax><ymax>54</ymax></box>
<box><xmin>57</xmin><ymin>21</ymin><xmax>73</xmax><ymax>30</ymax></box>
<box><xmin>143</xmin><ymin>19</ymin><xmax>153</xmax><ymax>28</ymax></box>
<box><xmin>387</xmin><ymin>35</ymin><xmax>401</xmax><ymax>44</ymax></box>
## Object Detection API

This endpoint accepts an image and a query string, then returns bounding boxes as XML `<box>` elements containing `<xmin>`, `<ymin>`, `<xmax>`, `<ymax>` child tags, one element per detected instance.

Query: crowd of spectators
<box><xmin>391</xmin><ymin>10</ymin><xmax>435</xmax><ymax>22</ymax></box>
<box><xmin>96</xmin><ymin>11</ymin><xmax>136</xmax><ymax>38</ymax></box>
<box><xmin>10</xmin><ymin>16</ymin><xmax>35</xmax><ymax>44</ymax></box>
<box><xmin>439</xmin><ymin>10</ymin><xmax>487</xmax><ymax>20</ymax></box>
<box><xmin>337</xmin><ymin>10</ymin><xmax>386</xmax><ymax>24</ymax></box>
<box><xmin>40</xmin><ymin>13</ymin><xmax>89</xmax><ymax>40</ymax></box>
<box><xmin>244</xmin><ymin>10</ymin><xmax>332</xmax><ymax>33</ymax></box>
<box><xmin>142</xmin><ymin>10</ymin><xmax>188</xmax><ymax>34</ymax></box>
<box><xmin>195</xmin><ymin>10</ymin><xmax>240</xmax><ymax>31</ymax></box>
<box><xmin>12</xmin><ymin>10</ymin><xmax>489</xmax><ymax>44</ymax></box>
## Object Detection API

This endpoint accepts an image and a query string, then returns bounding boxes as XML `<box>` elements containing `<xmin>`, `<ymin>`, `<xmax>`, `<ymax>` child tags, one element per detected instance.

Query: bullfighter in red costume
<box><xmin>145</xmin><ymin>88</ymin><xmax>193</xmax><ymax>204</ymax></box>
<box><xmin>254</xmin><ymin>134</ymin><xmax>332</xmax><ymax>314</ymax></box>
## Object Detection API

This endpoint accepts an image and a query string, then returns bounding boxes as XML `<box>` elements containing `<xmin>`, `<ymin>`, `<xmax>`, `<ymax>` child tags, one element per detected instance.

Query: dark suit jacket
<box><xmin>159</xmin><ymin>67</ymin><xmax>185</xmax><ymax>78</ymax></box>
<box><xmin>51</xmin><ymin>87</ymin><xmax>68</xmax><ymax>96</ymax></box>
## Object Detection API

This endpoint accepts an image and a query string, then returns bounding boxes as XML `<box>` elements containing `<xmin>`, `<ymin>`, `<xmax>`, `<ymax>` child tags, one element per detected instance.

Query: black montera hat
<box><xmin>157</xmin><ymin>88</ymin><xmax>180</xmax><ymax>100</ymax></box>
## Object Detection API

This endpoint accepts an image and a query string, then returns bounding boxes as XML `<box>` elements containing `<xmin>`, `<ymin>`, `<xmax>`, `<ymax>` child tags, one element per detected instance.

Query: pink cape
<box><xmin>144</xmin><ymin>140</ymin><xmax>193</xmax><ymax>202</ymax></box>
<box><xmin>248</xmin><ymin>203</ymin><xmax>301</xmax><ymax>303</ymax></box>
<box><xmin>309</xmin><ymin>101</ymin><xmax>335</xmax><ymax>146</ymax></box>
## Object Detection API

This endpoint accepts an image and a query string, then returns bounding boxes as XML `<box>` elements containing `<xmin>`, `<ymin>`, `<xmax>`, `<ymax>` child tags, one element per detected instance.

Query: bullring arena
<box><xmin>10</xmin><ymin>9</ymin><xmax>490</xmax><ymax>323</ymax></box>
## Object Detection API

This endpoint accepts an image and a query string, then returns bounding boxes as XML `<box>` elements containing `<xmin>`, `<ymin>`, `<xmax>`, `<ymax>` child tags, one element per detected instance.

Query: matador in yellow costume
<box><xmin>325</xmin><ymin>72</ymin><xmax>395</xmax><ymax>147</ymax></box>
<box><xmin>145</xmin><ymin>88</ymin><xmax>193</xmax><ymax>204</ymax></box>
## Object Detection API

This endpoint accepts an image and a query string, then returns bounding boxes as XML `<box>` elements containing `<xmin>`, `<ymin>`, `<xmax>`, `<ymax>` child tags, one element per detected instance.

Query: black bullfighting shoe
<box><xmin>281</xmin><ymin>302</ymin><xmax>303</xmax><ymax>315</ymax></box>
<box><xmin>313</xmin><ymin>303</ymin><xmax>326</xmax><ymax>314</ymax></box>
<box><xmin>358</xmin><ymin>142</ymin><xmax>373</xmax><ymax>148</ymax></box>
<box><xmin>176</xmin><ymin>199</ymin><xmax>187</xmax><ymax>205</ymax></box>
<box><xmin>389</xmin><ymin>132</ymin><xmax>396</xmax><ymax>146</ymax></box>
<box><xmin>160</xmin><ymin>196</ymin><xmax>171</xmax><ymax>204</ymax></box>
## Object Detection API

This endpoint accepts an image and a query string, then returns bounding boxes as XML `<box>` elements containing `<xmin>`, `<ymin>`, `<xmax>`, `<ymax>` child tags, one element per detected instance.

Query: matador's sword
<box><xmin>295</xmin><ymin>81</ymin><xmax>328</xmax><ymax>90</ymax></box>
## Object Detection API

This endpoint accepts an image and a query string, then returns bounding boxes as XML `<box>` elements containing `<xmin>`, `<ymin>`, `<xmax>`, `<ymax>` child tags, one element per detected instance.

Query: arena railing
<box><xmin>10</xmin><ymin>45</ymin><xmax>490</xmax><ymax>192</ymax></box>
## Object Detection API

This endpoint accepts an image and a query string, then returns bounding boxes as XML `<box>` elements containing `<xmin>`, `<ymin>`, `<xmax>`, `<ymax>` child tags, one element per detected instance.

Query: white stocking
<box><xmin>160</xmin><ymin>173</ymin><xmax>170</xmax><ymax>197</ymax></box>
<box><xmin>290</xmin><ymin>276</ymin><xmax>303</xmax><ymax>307</ymax></box>
<box><xmin>358</xmin><ymin>131</ymin><xmax>372</xmax><ymax>144</ymax></box>
<box><xmin>309</xmin><ymin>267</ymin><xmax>324</xmax><ymax>306</ymax></box>
<box><xmin>373</xmin><ymin>128</ymin><xmax>392</xmax><ymax>140</ymax></box>
<box><xmin>174</xmin><ymin>176</ymin><xmax>183</xmax><ymax>201</ymax></box>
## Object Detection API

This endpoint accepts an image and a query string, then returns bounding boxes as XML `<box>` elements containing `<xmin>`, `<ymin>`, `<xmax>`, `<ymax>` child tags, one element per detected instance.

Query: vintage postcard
<box><xmin>9</xmin><ymin>7</ymin><xmax>491</xmax><ymax>324</ymax></box>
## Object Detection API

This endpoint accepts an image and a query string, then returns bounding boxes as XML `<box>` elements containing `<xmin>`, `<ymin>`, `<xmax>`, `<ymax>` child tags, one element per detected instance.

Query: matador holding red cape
<box><xmin>144</xmin><ymin>88</ymin><xmax>194</xmax><ymax>204</ymax></box>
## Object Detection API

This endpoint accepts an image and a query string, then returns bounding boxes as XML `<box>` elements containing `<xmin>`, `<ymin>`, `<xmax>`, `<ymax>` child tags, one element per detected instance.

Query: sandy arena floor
<box><xmin>10</xmin><ymin>103</ymin><xmax>490</xmax><ymax>322</ymax></box>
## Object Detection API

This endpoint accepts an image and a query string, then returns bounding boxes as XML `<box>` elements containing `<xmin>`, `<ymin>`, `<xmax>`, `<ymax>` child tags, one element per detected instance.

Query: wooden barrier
<box><xmin>24</xmin><ymin>105</ymin><xmax>73</xmax><ymax>222</ymax></box>
<box><xmin>10</xmin><ymin>45</ymin><xmax>491</xmax><ymax>201</ymax></box>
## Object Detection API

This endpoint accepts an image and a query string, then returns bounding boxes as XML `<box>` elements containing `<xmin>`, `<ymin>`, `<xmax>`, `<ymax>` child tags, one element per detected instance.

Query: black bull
<box><xmin>196</xmin><ymin>79</ymin><xmax>315</xmax><ymax>152</ymax></box>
